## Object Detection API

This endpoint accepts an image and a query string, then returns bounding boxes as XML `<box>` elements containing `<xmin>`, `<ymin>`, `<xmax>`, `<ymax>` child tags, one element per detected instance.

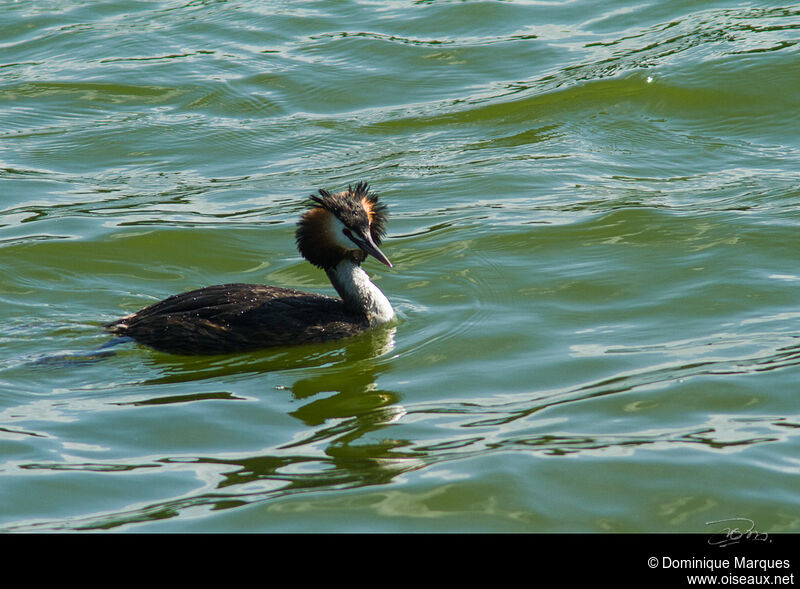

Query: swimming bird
<box><xmin>105</xmin><ymin>182</ymin><xmax>395</xmax><ymax>355</ymax></box>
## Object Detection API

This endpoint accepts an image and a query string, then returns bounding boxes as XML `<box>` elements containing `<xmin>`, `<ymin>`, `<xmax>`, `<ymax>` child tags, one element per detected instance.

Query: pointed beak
<box><xmin>353</xmin><ymin>230</ymin><xmax>393</xmax><ymax>268</ymax></box>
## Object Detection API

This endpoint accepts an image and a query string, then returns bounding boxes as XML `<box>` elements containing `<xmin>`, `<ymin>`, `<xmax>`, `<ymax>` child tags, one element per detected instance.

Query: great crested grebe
<box><xmin>105</xmin><ymin>182</ymin><xmax>395</xmax><ymax>355</ymax></box>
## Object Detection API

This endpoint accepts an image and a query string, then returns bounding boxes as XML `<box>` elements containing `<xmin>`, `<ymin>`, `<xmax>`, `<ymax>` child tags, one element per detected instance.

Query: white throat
<box><xmin>326</xmin><ymin>259</ymin><xmax>394</xmax><ymax>325</ymax></box>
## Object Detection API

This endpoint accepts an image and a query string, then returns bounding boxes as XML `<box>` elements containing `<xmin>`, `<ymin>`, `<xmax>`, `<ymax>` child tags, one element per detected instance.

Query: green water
<box><xmin>1</xmin><ymin>0</ymin><xmax>799</xmax><ymax>532</ymax></box>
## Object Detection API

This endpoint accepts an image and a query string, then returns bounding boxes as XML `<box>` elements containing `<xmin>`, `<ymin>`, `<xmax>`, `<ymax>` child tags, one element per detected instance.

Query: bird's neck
<box><xmin>326</xmin><ymin>259</ymin><xmax>394</xmax><ymax>325</ymax></box>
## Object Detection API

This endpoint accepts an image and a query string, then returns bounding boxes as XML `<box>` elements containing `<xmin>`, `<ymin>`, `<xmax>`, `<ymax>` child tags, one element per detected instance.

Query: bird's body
<box><xmin>105</xmin><ymin>182</ymin><xmax>394</xmax><ymax>355</ymax></box>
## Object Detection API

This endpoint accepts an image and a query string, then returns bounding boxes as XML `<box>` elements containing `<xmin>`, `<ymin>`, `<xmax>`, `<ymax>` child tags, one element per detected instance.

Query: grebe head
<box><xmin>296</xmin><ymin>181</ymin><xmax>392</xmax><ymax>270</ymax></box>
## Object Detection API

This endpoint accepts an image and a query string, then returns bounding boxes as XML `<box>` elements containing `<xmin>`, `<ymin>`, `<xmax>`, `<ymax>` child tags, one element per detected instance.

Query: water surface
<box><xmin>1</xmin><ymin>0</ymin><xmax>799</xmax><ymax>532</ymax></box>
